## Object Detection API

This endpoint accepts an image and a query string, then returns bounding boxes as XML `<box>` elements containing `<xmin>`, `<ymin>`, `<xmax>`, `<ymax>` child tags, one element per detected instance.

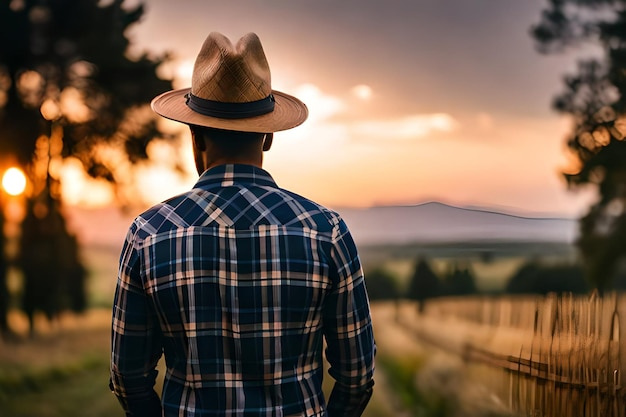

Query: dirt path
<box><xmin>368</xmin><ymin>302</ymin><xmax>428</xmax><ymax>417</ymax></box>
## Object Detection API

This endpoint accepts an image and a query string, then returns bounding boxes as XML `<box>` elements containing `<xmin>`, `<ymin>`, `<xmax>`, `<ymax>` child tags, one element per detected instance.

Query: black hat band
<box><xmin>185</xmin><ymin>93</ymin><xmax>275</xmax><ymax>119</ymax></box>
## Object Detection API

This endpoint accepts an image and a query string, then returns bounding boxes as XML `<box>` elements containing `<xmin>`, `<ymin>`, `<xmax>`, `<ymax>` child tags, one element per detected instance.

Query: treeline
<box><xmin>365</xmin><ymin>256</ymin><xmax>626</xmax><ymax>307</ymax></box>
<box><xmin>366</xmin><ymin>258</ymin><xmax>481</xmax><ymax>312</ymax></box>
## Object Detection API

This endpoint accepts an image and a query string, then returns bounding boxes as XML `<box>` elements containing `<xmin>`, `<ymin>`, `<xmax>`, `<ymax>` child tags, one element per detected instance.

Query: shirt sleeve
<box><xmin>323</xmin><ymin>218</ymin><xmax>376</xmax><ymax>417</ymax></box>
<box><xmin>110</xmin><ymin>222</ymin><xmax>163</xmax><ymax>417</ymax></box>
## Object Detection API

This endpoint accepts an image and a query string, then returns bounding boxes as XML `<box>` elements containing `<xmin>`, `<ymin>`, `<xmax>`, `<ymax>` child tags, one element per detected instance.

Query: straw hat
<box><xmin>151</xmin><ymin>32</ymin><xmax>308</xmax><ymax>133</ymax></box>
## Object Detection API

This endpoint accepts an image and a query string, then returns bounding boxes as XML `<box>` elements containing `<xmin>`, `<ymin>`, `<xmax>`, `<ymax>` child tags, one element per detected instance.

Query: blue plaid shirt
<box><xmin>110</xmin><ymin>164</ymin><xmax>375</xmax><ymax>417</ymax></box>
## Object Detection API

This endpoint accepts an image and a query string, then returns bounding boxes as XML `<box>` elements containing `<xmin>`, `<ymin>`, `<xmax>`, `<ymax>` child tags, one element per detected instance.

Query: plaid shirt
<box><xmin>110</xmin><ymin>164</ymin><xmax>375</xmax><ymax>417</ymax></box>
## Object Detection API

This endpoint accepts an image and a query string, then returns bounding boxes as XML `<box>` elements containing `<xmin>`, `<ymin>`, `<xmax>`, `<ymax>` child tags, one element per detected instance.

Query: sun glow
<box><xmin>2</xmin><ymin>167</ymin><xmax>27</xmax><ymax>196</ymax></box>
<box><xmin>58</xmin><ymin>158</ymin><xmax>115</xmax><ymax>208</ymax></box>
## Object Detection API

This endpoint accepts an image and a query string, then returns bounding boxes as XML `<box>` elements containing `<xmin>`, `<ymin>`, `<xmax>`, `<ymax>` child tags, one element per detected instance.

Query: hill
<box><xmin>65</xmin><ymin>201</ymin><xmax>579</xmax><ymax>249</ymax></box>
<box><xmin>336</xmin><ymin>202</ymin><xmax>578</xmax><ymax>246</ymax></box>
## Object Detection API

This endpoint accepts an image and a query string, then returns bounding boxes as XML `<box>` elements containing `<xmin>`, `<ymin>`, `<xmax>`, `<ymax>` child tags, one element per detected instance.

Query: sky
<box><xmin>77</xmin><ymin>0</ymin><xmax>603</xmax><ymax>217</ymax></box>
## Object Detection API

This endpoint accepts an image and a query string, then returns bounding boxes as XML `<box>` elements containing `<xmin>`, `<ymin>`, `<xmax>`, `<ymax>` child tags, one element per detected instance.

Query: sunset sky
<box><xmin>91</xmin><ymin>0</ymin><xmax>603</xmax><ymax>217</ymax></box>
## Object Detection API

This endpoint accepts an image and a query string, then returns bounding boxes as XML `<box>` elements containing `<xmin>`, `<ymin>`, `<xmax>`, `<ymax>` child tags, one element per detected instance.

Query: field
<box><xmin>358</xmin><ymin>240</ymin><xmax>576</xmax><ymax>292</ymax></box>
<box><xmin>0</xmin><ymin>240</ymin><xmax>578</xmax><ymax>416</ymax></box>
<box><xmin>1</xmin><ymin>303</ymin><xmax>524</xmax><ymax>417</ymax></box>
<box><xmin>0</xmin><ymin>310</ymin><xmax>120</xmax><ymax>417</ymax></box>
<box><xmin>0</xmin><ymin>306</ymin><xmax>415</xmax><ymax>417</ymax></box>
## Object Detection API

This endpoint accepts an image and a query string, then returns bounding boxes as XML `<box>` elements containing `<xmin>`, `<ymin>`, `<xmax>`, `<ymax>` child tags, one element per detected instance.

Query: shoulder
<box><xmin>127</xmin><ymin>191</ymin><xmax>197</xmax><ymax>239</ymax></box>
<box><xmin>277</xmin><ymin>188</ymin><xmax>346</xmax><ymax>230</ymax></box>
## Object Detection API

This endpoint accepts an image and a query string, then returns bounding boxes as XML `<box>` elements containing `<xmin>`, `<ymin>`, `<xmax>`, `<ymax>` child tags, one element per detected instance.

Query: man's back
<box><xmin>111</xmin><ymin>164</ymin><xmax>375</xmax><ymax>416</ymax></box>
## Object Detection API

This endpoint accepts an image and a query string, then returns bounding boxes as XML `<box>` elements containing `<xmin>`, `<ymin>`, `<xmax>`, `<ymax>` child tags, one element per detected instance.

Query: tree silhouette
<box><xmin>442</xmin><ymin>262</ymin><xmax>477</xmax><ymax>297</ymax></box>
<box><xmin>506</xmin><ymin>261</ymin><xmax>589</xmax><ymax>295</ymax></box>
<box><xmin>506</xmin><ymin>262</ymin><xmax>541</xmax><ymax>294</ymax></box>
<box><xmin>18</xmin><ymin>198</ymin><xmax>87</xmax><ymax>334</ymax></box>
<box><xmin>0</xmin><ymin>0</ymin><xmax>173</xmax><ymax>333</ymax></box>
<box><xmin>0</xmin><ymin>207</ymin><xmax>8</xmax><ymax>338</ymax></box>
<box><xmin>407</xmin><ymin>257</ymin><xmax>441</xmax><ymax>313</ymax></box>
<box><xmin>532</xmin><ymin>1</ymin><xmax>626</xmax><ymax>292</ymax></box>
<box><xmin>0</xmin><ymin>0</ymin><xmax>172</xmax><ymax>174</ymax></box>
<box><xmin>364</xmin><ymin>267</ymin><xmax>400</xmax><ymax>301</ymax></box>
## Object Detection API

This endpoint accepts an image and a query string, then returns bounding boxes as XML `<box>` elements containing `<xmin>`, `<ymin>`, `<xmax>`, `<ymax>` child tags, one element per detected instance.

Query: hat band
<box><xmin>185</xmin><ymin>93</ymin><xmax>275</xmax><ymax>119</ymax></box>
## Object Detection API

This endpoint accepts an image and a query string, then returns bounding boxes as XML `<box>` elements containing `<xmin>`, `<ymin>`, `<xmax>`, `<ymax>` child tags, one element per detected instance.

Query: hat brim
<box><xmin>151</xmin><ymin>88</ymin><xmax>308</xmax><ymax>133</ymax></box>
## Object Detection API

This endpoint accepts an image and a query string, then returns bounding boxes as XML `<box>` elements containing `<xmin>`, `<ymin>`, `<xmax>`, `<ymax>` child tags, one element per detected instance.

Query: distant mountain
<box><xmin>66</xmin><ymin>201</ymin><xmax>579</xmax><ymax>249</ymax></box>
<box><xmin>335</xmin><ymin>202</ymin><xmax>578</xmax><ymax>246</ymax></box>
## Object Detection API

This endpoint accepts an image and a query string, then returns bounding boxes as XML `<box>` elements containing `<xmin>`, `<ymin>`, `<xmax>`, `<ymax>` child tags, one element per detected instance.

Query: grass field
<box><xmin>0</xmin><ymin>310</ymin><xmax>120</xmax><ymax>417</ymax></box>
<box><xmin>0</xmin><ymin>308</ymin><xmax>398</xmax><ymax>417</ymax></box>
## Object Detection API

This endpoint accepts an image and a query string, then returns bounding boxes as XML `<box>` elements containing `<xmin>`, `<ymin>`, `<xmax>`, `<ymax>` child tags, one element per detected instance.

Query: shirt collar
<box><xmin>193</xmin><ymin>164</ymin><xmax>278</xmax><ymax>191</ymax></box>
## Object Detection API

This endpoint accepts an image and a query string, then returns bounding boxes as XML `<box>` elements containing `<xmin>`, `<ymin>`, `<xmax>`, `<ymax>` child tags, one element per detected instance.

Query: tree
<box><xmin>506</xmin><ymin>261</ymin><xmax>589</xmax><ymax>295</ymax></box>
<box><xmin>0</xmin><ymin>0</ymin><xmax>173</xmax><ymax>332</ymax></box>
<box><xmin>364</xmin><ymin>267</ymin><xmax>400</xmax><ymax>301</ymax></box>
<box><xmin>18</xmin><ymin>198</ymin><xmax>87</xmax><ymax>334</ymax></box>
<box><xmin>0</xmin><ymin>0</ymin><xmax>172</xmax><ymax>174</ymax></box>
<box><xmin>442</xmin><ymin>262</ymin><xmax>477</xmax><ymax>297</ymax></box>
<box><xmin>532</xmin><ymin>1</ymin><xmax>626</xmax><ymax>292</ymax></box>
<box><xmin>0</xmin><ymin>207</ymin><xmax>8</xmax><ymax>338</ymax></box>
<box><xmin>407</xmin><ymin>257</ymin><xmax>441</xmax><ymax>313</ymax></box>
<box><xmin>506</xmin><ymin>261</ymin><xmax>541</xmax><ymax>294</ymax></box>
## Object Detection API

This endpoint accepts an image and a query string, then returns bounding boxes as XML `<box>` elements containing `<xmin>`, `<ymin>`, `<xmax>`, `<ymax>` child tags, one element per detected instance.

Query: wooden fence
<box><xmin>395</xmin><ymin>292</ymin><xmax>625</xmax><ymax>417</ymax></box>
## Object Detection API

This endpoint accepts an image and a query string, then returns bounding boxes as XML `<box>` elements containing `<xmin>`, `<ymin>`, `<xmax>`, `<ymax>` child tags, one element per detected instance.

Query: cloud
<box><xmin>293</xmin><ymin>84</ymin><xmax>345</xmax><ymax>123</ymax></box>
<box><xmin>286</xmin><ymin>83</ymin><xmax>457</xmax><ymax>143</ymax></box>
<box><xmin>349</xmin><ymin>113</ymin><xmax>458</xmax><ymax>141</ymax></box>
<box><xmin>351</xmin><ymin>84</ymin><xmax>373</xmax><ymax>100</ymax></box>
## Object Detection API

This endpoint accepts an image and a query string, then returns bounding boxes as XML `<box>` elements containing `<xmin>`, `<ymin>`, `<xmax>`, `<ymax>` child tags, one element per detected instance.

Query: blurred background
<box><xmin>1</xmin><ymin>0</ymin><xmax>626</xmax><ymax>416</ymax></box>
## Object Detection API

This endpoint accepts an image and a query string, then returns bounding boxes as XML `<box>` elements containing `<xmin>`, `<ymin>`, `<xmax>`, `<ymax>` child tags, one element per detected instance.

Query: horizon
<box><xmin>64</xmin><ymin>198</ymin><xmax>580</xmax><ymax>252</ymax></box>
<box><xmin>327</xmin><ymin>199</ymin><xmax>581</xmax><ymax>220</ymax></box>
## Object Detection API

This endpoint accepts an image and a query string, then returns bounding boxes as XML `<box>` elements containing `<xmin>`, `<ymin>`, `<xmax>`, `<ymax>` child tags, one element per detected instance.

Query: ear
<box><xmin>190</xmin><ymin>126</ymin><xmax>206</xmax><ymax>151</ymax></box>
<box><xmin>262</xmin><ymin>133</ymin><xmax>273</xmax><ymax>151</ymax></box>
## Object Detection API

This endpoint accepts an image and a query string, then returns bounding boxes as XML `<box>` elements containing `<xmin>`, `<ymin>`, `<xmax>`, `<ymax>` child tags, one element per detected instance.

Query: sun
<box><xmin>2</xmin><ymin>167</ymin><xmax>27</xmax><ymax>196</ymax></box>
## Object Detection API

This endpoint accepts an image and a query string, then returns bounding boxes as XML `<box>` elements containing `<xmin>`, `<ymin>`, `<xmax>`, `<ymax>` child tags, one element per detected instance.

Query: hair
<box><xmin>190</xmin><ymin>125</ymin><xmax>266</xmax><ymax>157</ymax></box>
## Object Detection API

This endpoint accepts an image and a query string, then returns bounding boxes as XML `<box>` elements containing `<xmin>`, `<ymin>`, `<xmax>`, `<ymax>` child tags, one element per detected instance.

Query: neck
<box><xmin>199</xmin><ymin>153</ymin><xmax>263</xmax><ymax>173</ymax></box>
<box><xmin>191</xmin><ymin>128</ymin><xmax>267</xmax><ymax>175</ymax></box>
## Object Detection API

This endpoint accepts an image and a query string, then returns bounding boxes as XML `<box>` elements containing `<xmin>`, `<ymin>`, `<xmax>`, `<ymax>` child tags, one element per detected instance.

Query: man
<box><xmin>110</xmin><ymin>32</ymin><xmax>375</xmax><ymax>417</ymax></box>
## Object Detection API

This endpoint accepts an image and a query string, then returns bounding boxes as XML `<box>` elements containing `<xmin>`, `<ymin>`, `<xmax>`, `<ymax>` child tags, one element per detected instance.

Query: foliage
<box><xmin>442</xmin><ymin>261</ymin><xmax>477</xmax><ymax>296</ymax></box>
<box><xmin>0</xmin><ymin>0</ymin><xmax>172</xmax><ymax>187</ymax></box>
<box><xmin>0</xmin><ymin>0</ymin><xmax>173</xmax><ymax>334</ymax></box>
<box><xmin>364</xmin><ymin>267</ymin><xmax>400</xmax><ymax>301</ymax></box>
<box><xmin>407</xmin><ymin>257</ymin><xmax>441</xmax><ymax>312</ymax></box>
<box><xmin>17</xmin><ymin>199</ymin><xmax>87</xmax><ymax>334</ymax></box>
<box><xmin>532</xmin><ymin>0</ymin><xmax>626</xmax><ymax>292</ymax></box>
<box><xmin>406</xmin><ymin>258</ymin><xmax>478</xmax><ymax>301</ymax></box>
<box><xmin>506</xmin><ymin>261</ymin><xmax>589</xmax><ymax>294</ymax></box>
<box><xmin>505</xmin><ymin>262</ymin><xmax>541</xmax><ymax>294</ymax></box>
<box><xmin>0</xmin><ymin>209</ymin><xmax>7</xmax><ymax>337</ymax></box>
